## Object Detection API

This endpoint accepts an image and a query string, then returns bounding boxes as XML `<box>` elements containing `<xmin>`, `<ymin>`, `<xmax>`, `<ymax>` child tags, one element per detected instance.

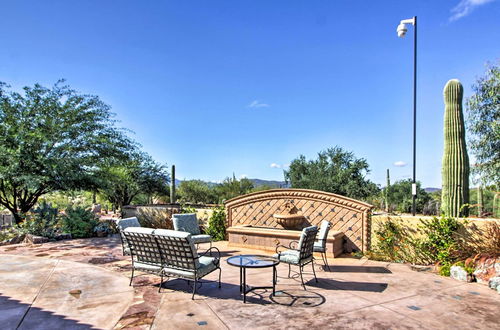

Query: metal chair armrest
<box><xmin>288</xmin><ymin>240</ymin><xmax>299</xmax><ymax>249</ymax></box>
<box><xmin>199</xmin><ymin>246</ymin><xmax>221</xmax><ymax>260</ymax></box>
<box><xmin>275</xmin><ymin>244</ymin><xmax>299</xmax><ymax>254</ymax></box>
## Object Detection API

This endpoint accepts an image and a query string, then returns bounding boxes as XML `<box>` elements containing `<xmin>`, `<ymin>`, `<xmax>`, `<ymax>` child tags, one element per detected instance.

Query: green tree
<box><xmin>284</xmin><ymin>146</ymin><xmax>379</xmax><ymax>200</ymax></box>
<box><xmin>177</xmin><ymin>180</ymin><xmax>217</xmax><ymax>204</ymax></box>
<box><xmin>386</xmin><ymin>179</ymin><xmax>430</xmax><ymax>214</ymax></box>
<box><xmin>0</xmin><ymin>81</ymin><xmax>134</xmax><ymax>223</ymax></box>
<box><xmin>98</xmin><ymin>152</ymin><xmax>169</xmax><ymax>210</ymax></box>
<box><xmin>214</xmin><ymin>175</ymin><xmax>254</xmax><ymax>202</ymax></box>
<box><xmin>466</xmin><ymin>62</ymin><xmax>500</xmax><ymax>188</ymax></box>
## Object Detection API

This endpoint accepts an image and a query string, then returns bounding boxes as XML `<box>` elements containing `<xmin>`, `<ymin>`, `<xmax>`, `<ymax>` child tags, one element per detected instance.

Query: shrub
<box><xmin>481</xmin><ymin>221</ymin><xmax>500</xmax><ymax>256</ymax></box>
<box><xmin>15</xmin><ymin>202</ymin><xmax>60</xmax><ymax>238</ymax></box>
<box><xmin>419</xmin><ymin>216</ymin><xmax>460</xmax><ymax>265</ymax></box>
<box><xmin>181</xmin><ymin>205</ymin><xmax>197</xmax><ymax>214</ymax></box>
<box><xmin>206</xmin><ymin>206</ymin><xmax>226</xmax><ymax>241</ymax></box>
<box><xmin>93</xmin><ymin>222</ymin><xmax>112</xmax><ymax>236</ymax></box>
<box><xmin>374</xmin><ymin>219</ymin><xmax>403</xmax><ymax>261</ymax></box>
<box><xmin>439</xmin><ymin>263</ymin><xmax>451</xmax><ymax>276</ymax></box>
<box><xmin>61</xmin><ymin>206</ymin><xmax>99</xmax><ymax>238</ymax></box>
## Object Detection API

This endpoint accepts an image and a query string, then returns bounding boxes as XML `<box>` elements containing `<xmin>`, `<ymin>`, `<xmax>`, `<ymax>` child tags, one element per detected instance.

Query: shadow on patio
<box><xmin>0</xmin><ymin>294</ymin><xmax>97</xmax><ymax>330</ymax></box>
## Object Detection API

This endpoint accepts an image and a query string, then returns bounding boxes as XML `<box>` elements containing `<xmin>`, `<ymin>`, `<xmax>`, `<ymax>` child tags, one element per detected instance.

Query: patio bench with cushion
<box><xmin>172</xmin><ymin>213</ymin><xmax>212</xmax><ymax>247</ymax></box>
<box><xmin>122</xmin><ymin>227</ymin><xmax>221</xmax><ymax>299</ymax></box>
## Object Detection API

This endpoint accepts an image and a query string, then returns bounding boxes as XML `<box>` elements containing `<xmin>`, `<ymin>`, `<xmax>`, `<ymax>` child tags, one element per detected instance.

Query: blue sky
<box><xmin>1</xmin><ymin>0</ymin><xmax>499</xmax><ymax>187</ymax></box>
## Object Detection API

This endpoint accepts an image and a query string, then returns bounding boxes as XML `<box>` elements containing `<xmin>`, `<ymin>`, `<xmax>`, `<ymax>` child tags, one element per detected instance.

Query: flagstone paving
<box><xmin>1</xmin><ymin>236</ymin><xmax>498</xmax><ymax>329</ymax></box>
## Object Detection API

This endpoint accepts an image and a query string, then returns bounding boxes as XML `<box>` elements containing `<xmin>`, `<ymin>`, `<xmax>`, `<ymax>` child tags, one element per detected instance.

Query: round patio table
<box><xmin>226</xmin><ymin>254</ymin><xmax>279</xmax><ymax>303</ymax></box>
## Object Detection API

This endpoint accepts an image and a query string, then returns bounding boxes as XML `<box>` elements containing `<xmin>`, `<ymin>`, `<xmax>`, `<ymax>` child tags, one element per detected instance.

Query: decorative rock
<box><xmin>91</xmin><ymin>204</ymin><xmax>102</xmax><ymax>214</ymax></box>
<box><xmin>55</xmin><ymin>233</ymin><xmax>72</xmax><ymax>240</ymax></box>
<box><xmin>0</xmin><ymin>234</ymin><xmax>26</xmax><ymax>245</ymax></box>
<box><xmin>473</xmin><ymin>256</ymin><xmax>499</xmax><ymax>284</ymax></box>
<box><xmin>23</xmin><ymin>234</ymin><xmax>49</xmax><ymax>244</ymax></box>
<box><xmin>489</xmin><ymin>276</ymin><xmax>500</xmax><ymax>291</ymax></box>
<box><xmin>450</xmin><ymin>265</ymin><xmax>468</xmax><ymax>282</ymax></box>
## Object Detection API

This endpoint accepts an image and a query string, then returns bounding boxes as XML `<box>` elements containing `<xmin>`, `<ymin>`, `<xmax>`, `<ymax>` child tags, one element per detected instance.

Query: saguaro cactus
<box><xmin>441</xmin><ymin>79</ymin><xmax>470</xmax><ymax>217</ymax></box>
<box><xmin>170</xmin><ymin>165</ymin><xmax>176</xmax><ymax>204</ymax></box>
<box><xmin>477</xmin><ymin>186</ymin><xmax>483</xmax><ymax>217</ymax></box>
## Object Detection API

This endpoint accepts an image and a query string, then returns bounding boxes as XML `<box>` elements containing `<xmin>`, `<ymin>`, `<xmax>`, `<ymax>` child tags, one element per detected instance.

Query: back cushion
<box><xmin>116</xmin><ymin>217</ymin><xmax>141</xmax><ymax>231</ymax></box>
<box><xmin>172</xmin><ymin>213</ymin><xmax>200</xmax><ymax>235</ymax></box>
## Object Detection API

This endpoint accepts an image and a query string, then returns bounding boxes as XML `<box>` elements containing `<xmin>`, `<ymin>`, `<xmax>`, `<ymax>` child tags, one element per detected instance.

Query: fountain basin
<box><xmin>273</xmin><ymin>214</ymin><xmax>306</xmax><ymax>229</ymax></box>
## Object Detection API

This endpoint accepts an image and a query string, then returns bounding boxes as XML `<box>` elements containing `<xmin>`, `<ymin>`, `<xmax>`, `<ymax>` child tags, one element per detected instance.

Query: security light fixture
<box><xmin>396</xmin><ymin>18</ymin><xmax>415</xmax><ymax>38</ymax></box>
<box><xmin>397</xmin><ymin>16</ymin><xmax>418</xmax><ymax>216</ymax></box>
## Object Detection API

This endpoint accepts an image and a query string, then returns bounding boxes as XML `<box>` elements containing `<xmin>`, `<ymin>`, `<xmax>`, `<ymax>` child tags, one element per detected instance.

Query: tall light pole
<box><xmin>397</xmin><ymin>16</ymin><xmax>417</xmax><ymax>216</ymax></box>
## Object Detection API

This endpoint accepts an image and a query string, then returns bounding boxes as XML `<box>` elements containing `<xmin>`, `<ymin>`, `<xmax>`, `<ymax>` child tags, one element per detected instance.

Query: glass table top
<box><xmin>226</xmin><ymin>255</ymin><xmax>279</xmax><ymax>268</ymax></box>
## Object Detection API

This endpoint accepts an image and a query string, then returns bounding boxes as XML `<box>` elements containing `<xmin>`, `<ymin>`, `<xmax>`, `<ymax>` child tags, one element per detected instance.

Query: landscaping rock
<box><xmin>450</xmin><ymin>265</ymin><xmax>468</xmax><ymax>282</ymax></box>
<box><xmin>91</xmin><ymin>204</ymin><xmax>102</xmax><ymax>214</ymax></box>
<box><xmin>23</xmin><ymin>234</ymin><xmax>49</xmax><ymax>244</ymax></box>
<box><xmin>0</xmin><ymin>234</ymin><xmax>26</xmax><ymax>246</ymax></box>
<box><xmin>55</xmin><ymin>233</ymin><xmax>72</xmax><ymax>240</ymax></box>
<box><xmin>473</xmin><ymin>256</ymin><xmax>499</xmax><ymax>284</ymax></box>
<box><xmin>489</xmin><ymin>276</ymin><xmax>500</xmax><ymax>291</ymax></box>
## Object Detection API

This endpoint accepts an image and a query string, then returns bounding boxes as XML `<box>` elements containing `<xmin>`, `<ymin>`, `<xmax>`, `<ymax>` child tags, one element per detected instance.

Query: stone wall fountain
<box><xmin>273</xmin><ymin>200</ymin><xmax>305</xmax><ymax>230</ymax></box>
<box><xmin>224</xmin><ymin>188</ymin><xmax>374</xmax><ymax>256</ymax></box>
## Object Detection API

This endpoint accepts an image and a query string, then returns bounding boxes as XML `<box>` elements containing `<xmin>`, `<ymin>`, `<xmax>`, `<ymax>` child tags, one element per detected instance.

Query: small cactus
<box><xmin>385</xmin><ymin>169</ymin><xmax>390</xmax><ymax>213</ymax></box>
<box><xmin>170</xmin><ymin>165</ymin><xmax>176</xmax><ymax>203</ymax></box>
<box><xmin>441</xmin><ymin>79</ymin><xmax>470</xmax><ymax>217</ymax></box>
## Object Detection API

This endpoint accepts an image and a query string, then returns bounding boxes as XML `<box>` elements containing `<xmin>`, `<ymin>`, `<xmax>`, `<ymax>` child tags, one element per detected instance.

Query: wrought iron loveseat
<box><xmin>122</xmin><ymin>227</ymin><xmax>221</xmax><ymax>299</ymax></box>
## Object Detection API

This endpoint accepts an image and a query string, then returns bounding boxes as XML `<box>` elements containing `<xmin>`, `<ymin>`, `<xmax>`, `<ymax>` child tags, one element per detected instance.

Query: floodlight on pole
<box><xmin>397</xmin><ymin>16</ymin><xmax>418</xmax><ymax>216</ymax></box>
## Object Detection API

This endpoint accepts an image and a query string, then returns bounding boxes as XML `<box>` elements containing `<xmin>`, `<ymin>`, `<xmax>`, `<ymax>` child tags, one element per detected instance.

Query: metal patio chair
<box><xmin>314</xmin><ymin>220</ymin><xmax>332</xmax><ymax>271</ymax></box>
<box><xmin>274</xmin><ymin>225</ymin><xmax>319</xmax><ymax>289</ymax></box>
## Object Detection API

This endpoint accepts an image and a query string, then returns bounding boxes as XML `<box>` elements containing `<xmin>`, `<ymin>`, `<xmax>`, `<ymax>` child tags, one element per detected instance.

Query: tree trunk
<box><xmin>12</xmin><ymin>211</ymin><xmax>23</xmax><ymax>225</ymax></box>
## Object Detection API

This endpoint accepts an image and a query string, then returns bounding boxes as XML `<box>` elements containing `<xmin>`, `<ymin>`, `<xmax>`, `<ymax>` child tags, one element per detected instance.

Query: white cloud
<box><xmin>240</xmin><ymin>174</ymin><xmax>248</xmax><ymax>179</ymax></box>
<box><xmin>449</xmin><ymin>0</ymin><xmax>496</xmax><ymax>21</ymax></box>
<box><xmin>394</xmin><ymin>161</ymin><xmax>407</xmax><ymax>167</ymax></box>
<box><xmin>270</xmin><ymin>163</ymin><xmax>281</xmax><ymax>169</ymax></box>
<box><xmin>248</xmin><ymin>100</ymin><xmax>270</xmax><ymax>108</ymax></box>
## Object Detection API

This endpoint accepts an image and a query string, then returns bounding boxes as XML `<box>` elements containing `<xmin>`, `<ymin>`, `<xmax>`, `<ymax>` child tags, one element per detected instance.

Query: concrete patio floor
<box><xmin>0</xmin><ymin>236</ymin><xmax>498</xmax><ymax>329</ymax></box>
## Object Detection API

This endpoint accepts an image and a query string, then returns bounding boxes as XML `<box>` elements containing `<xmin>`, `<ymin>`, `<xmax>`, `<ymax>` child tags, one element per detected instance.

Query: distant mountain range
<box><xmin>173</xmin><ymin>178</ymin><xmax>287</xmax><ymax>188</ymax></box>
<box><xmin>174</xmin><ymin>178</ymin><xmax>439</xmax><ymax>192</ymax></box>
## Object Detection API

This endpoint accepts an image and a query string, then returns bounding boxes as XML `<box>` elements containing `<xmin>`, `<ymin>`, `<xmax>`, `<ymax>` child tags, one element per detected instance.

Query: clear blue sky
<box><xmin>1</xmin><ymin>1</ymin><xmax>499</xmax><ymax>187</ymax></box>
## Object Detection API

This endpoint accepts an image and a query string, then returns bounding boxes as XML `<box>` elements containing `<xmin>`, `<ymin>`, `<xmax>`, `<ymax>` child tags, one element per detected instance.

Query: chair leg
<box><xmin>129</xmin><ymin>268</ymin><xmax>135</xmax><ymax>286</ymax></box>
<box><xmin>288</xmin><ymin>264</ymin><xmax>291</xmax><ymax>278</ymax></box>
<box><xmin>299</xmin><ymin>266</ymin><xmax>305</xmax><ymax>290</ymax></box>
<box><xmin>158</xmin><ymin>273</ymin><xmax>163</xmax><ymax>293</ymax></box>
<box><xmin>218</xmin><ymin>268</ymin><xmax>222</xmax><ymax>288</ymax></box>
<box><xmin>323</xmin><ymin>252</ymin><xmax>331</xmax><ymax>271</ymax></box>
<box><xmin>312</xmin><ymin>260</ymin><xmax>318</xmax><ymax>283</ymax></box>
<box><xmin>192</xmin><ymin>279</ymin><xmax>197</xmax><ymax>300</ymax></box>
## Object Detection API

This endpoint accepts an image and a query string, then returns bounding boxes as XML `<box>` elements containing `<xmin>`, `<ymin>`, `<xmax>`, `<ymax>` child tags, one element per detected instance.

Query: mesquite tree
<box><xmin>0</xmin><ymin>81</ymin><xmax>134</xmax><ymax>223</ymax></box>
<box><xmin>466</xmin><ymin>63</ymin><xmax>499</xmax><ymax>189</ymax></box>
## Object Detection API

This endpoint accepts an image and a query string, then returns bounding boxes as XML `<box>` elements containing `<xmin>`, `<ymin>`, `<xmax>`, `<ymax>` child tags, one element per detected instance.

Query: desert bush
<box><xmin>206</xmin><ymin>206</ymin><xmax>226</xmax><ymax>241</ymax></box>
<box><xmin>419</xmin><ymin>216</ymin><xmax>460</xmax><ymax>265</ymax></box>
<box><xmin>61</xmin><ymin>206</ymin><xmax>99</xmax><ymax>238</ymax></box>
<box><xmin>480</xmin><ymin>222</ymin><xmax>500</xmax><ymax>256</ymax></box>
<box><xmin>15</xmin><ymin>202</ymin><xmax>60</xmax><ymax>238</ymax></box>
